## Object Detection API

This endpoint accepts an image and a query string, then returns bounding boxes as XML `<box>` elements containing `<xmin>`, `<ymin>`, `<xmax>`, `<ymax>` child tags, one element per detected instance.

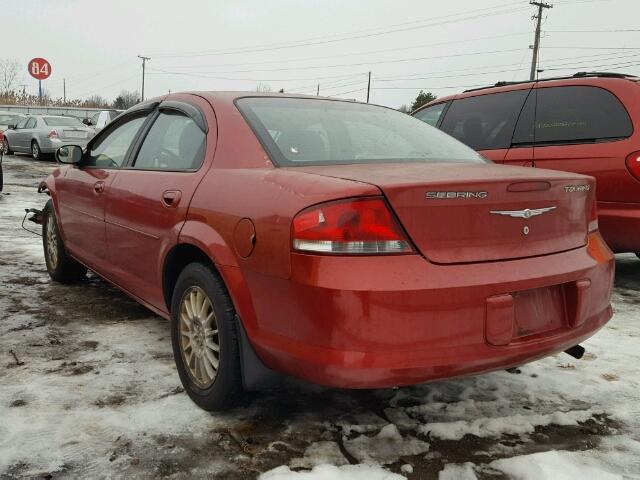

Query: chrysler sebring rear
<box><xmin>39</xmin><ymin>93</ymin><xmax>614</xmax><ymax>411</ymax></box>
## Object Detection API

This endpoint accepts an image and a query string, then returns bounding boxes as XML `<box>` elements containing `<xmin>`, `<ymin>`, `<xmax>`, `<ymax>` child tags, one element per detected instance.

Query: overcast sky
<box><xmin>3</xmin><ymin>0</ymin><xmax>639</xmax><ymax>108</ymax></box>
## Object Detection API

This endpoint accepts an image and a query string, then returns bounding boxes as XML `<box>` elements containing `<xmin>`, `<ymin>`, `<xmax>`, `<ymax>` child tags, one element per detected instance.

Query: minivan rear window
<box><xmin>533</xmin><ymin>86</ymin><xmax>632</xmax><ymax>144</ymax></box>
<box><xmin>439</xmin><ymin>90</ymin><xmax>530</xmax><ymax>150</ymax></box>
<box><xmin>236</xmin><ymin>97</ymin><xmax>484</xmax><ymax>167</ymax></box>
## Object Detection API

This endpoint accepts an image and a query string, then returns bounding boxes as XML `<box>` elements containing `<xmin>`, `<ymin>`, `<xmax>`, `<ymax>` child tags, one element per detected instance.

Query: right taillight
<box><xmin>626</xmin><ymin>151</ymin><xmax>640</xmax><ymax>181</ymax></box>
<box><xmin>292</xmin><ymin>197</ymin><xmax>413</xmax><ymax>255</ymax></box>
<box><xmin>588</xmin><ymin>198</ymin><xmax>599</xmax><ymax>233</ymax></box>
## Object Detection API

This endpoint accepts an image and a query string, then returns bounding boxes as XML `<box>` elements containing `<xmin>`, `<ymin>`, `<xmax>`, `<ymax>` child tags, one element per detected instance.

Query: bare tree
<box><xmin>256</xmin><ymin>83</ymin><xmax>272</xmax><ymax>93</ymax></box>
<box><xmin>84</xmin><ymin>94</ymin><xmax>109</xmax><ymax>108</ymax></box>
<box><xmin>0</xmin><ymin>58</ymin><xmax>21</xmax><ymax>94</ymax></box>
<box><xmin>112</xmin><ymin>90</ymin><xmax>140</xmax><ymax>110</ymax></box>
<box><xmin>397</xmin><ymin>104</ymin><xmax>410</xmax><ymax>113</ymax></box>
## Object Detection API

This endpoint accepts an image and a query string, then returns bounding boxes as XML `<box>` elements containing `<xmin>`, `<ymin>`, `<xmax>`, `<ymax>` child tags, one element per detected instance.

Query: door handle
<box><xmin>162</xmin><ymin>190</ymin><xmax>182</xmax><ymax>207</ymax></box>
<box><xmin>93</xmin><ymin>181</ymin><xmax>105</xmax><ymax>193</ymax></box>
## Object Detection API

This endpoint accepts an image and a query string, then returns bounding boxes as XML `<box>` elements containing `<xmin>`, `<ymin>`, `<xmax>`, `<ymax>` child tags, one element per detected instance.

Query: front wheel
<box><xmin>170</xmin><ymin>263</ymin><xmax>244</xmax><ymax>411</ymax></box>
<box><xmin>43</xmin><ymin>200</ymin><xmax>87</xmax><ymax>283</ymax></box>
<box><xmin>2</xmin><ymin>138</ymin><xmax>11</xmax><ymax>155</ymax></box>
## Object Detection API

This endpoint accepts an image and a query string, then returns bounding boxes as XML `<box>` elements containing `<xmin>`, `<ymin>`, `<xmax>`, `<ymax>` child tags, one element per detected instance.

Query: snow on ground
<box><xmin>1</xmin><ymin>155</ymin><xmax>639</xmax><ymax>479</ymax></box>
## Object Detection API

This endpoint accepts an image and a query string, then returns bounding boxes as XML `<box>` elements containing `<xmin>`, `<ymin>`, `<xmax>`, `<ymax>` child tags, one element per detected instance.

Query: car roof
<box><xmin>415</xmin><ymin>71</ymin><xmax>640</xmax><ymax>111</ymax></box>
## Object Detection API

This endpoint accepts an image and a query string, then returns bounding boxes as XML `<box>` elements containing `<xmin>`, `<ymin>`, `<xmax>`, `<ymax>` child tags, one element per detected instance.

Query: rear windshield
<box><xmin>43</xmin><ymin>116</ymin><xmax>83</xmax><ymax>127</ymax></box>
<box><xmin>236</xmin><ymin>97</ymin><xmax>485</xmax><ymax>166</ymax></box>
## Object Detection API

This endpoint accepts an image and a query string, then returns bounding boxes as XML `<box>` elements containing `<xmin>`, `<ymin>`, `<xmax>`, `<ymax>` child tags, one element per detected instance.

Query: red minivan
<box><xmin>413</xmin><ymin>72</ymin><xmax>640</xmax><ymax>257</ymax></box>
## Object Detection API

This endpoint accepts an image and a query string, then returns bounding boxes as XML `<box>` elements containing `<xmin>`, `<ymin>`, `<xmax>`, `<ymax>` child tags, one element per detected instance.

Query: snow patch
<box><xmin>438</xmin><ymin>462</ymin><xmax>478</xmax><ymax>480</ymax></box>
<box><xmin>343</xmin><ymin>424</ymin><xmax>429</xmax><ymax>465</ymax></box>
<box><xmin>490</xmin><ymin>450</ymin><xmax>622</xmax><ymax>480</ymax></box>
<box><xmin>290</xmin><ymin>441</ymin><xmax>349</xmax><ymax>469</ymax></box>
<box><xmin>259</xmin><ymin>464</ymin><xmax>405</xmax><ymax>480</ymax></box>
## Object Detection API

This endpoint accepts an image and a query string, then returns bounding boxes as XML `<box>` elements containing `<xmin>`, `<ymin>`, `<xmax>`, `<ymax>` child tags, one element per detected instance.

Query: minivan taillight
<box><xmin>626</xmin><ymin>151</ymin><xmax>640</xmax><ymax>181</ymax></box>
<box><xmin>292</xmin><ymin>197</ymin><xmax>413</xmax><ymax>254</ymax></box>
<box><xmin>588</xmin><ymin>198</ymin><xmax>598</xmax><ymax>233</ymax></box>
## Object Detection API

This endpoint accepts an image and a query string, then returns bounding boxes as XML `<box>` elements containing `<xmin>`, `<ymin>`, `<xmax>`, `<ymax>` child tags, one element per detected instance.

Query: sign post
<box><xmin>27</xmin><ymin>58</ymin><xmax>52</xmax><ymax>100</ymax></box>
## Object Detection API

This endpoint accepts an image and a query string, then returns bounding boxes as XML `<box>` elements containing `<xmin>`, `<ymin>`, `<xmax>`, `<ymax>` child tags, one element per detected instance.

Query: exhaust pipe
<box><xmin>564</xmin><ymin>344</ymin><xmax>585</xmax><ymax>360</ymax></box>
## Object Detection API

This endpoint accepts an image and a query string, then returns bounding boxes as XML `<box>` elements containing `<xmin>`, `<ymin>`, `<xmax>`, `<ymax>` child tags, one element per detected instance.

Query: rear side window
<box><xmin>133</xmin><ymin>111</ymin><xmax>206</xmax><ymax>171</ymax></box>
<box><xmin>439</xmin><ymin>90</ymin><xmax>530</xmax><ymax>150</ymax></box>
<box><xmin>533</xmin><ymin>86</ymin><xmax>632</xmax><ymax>144</ymax></box>
<box><xmin>413</xmin><ymin>102</ymin><xmax>448</xmax><ymax>127</ymax></box>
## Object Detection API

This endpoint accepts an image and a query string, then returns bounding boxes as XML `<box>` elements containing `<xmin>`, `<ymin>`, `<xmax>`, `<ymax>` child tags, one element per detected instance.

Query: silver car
<box><xmin>0</xmin><ymin>111</ymin><xmax>25</xmax><ymax>153</ymax></box>
<box><xmin>3</xmin><ymin>115</ymin><xmax>95</xmax><ymax>160</ymax></box>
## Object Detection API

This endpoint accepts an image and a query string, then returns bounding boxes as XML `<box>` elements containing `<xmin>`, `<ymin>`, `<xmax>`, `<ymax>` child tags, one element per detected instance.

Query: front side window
<box><xmin>16</xmin><ymin>118</ymin><xmax>28</xmax><ymax>129</ymax></box>
<box><xmin>85</xmin><ymin>115</ymin><xmax>147</xmax><ymax>168</ymax></box>
<box><xmin>0</xmin><ymin>114</ymin><xmax>22</xmax><ymax>125</ymax></box>
<box><xmin>439</xmin><ymin>90</ymin><xmax>530</xmax><ymax>150</ymax></box>
<box><xmin>90</xmin><ymin>112</ymin><xmax>101</xmax><ymax>126</ymax></box>
<box><xmin>533</xmin><ymin>86</ymin><xmax>632</xmax><ymax>144</ymax></box>
<box><xmin>133</xmin><ymin>110</ymin><xmax>206</xmax><ymax>171</ymax></box>
<box><xmin>237</xmin><ymin>97</ymin><xmax>483</xmax><ymax>166</ymax></box>
<box><xmin>413</xmin><ymin>102</ymin><xmax>448</xmax><ymax>127</ymax></box>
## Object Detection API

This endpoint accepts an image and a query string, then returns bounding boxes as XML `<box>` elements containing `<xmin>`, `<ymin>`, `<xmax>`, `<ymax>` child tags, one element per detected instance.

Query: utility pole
<box><xmin>366</xmin><ymin>71</ymin><xmax>371</xmax><ymax>103</ymax></box>
<box><xmin>63</xmin><ymin>78</ymin><xmax>66</xmax><ymax>103</ymax></box>
<box><xmin>316</xmin><ymin>83</ymin><xmax>319</xmax><ymax>96</ymax></box>
<box><xmin>529</xmin><ymin>1</ymin><xmax>552</xmax><ymax>81</ymax></box>
<box><xmin>138</xmin><ymin>55</ymin><xmax>151</xmax><ymax>101</ymax></box>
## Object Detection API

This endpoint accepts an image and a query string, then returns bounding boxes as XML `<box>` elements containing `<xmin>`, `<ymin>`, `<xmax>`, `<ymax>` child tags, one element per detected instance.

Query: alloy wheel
<box><xmin>179</xmin><ymin>286</ymin><xmax>220</xmax><ymax>389</ymax></box>
<box><xmin>32</xmin><ymin>142</ymin><xmax>39</xmax><ymax>159</ymax></box>
<box><xmin>2</xmin><ymin>139</ymin><xmax>8</xmax><ymax>155</ymax></box>
<box><xmin>46</xmin><ymin>214</ymin><xmax>59</xmax><ymax>269</ymax></box>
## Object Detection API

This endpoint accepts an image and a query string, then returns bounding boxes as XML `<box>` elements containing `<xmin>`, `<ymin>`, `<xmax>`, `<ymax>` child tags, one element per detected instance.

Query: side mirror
<box><xmin>82</xmin><ymin>118</ymin><xmax>91</xmax><ymax>126</ymax></box>
<box><xmin>56</xmin><ymin>145</ymin><xmax>83</xmax><ymax>164</ymax></box>
<box><xmin>7</xmin><ymin>124</ymin><xmax>15</xmax><ymax>130</ymax></box>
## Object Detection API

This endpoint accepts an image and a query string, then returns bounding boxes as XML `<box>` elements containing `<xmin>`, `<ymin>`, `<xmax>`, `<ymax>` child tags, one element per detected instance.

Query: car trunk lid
<box><xmin>288</xmin><ymin>162</ymin><xmax>595</xmax><ymax>264</ymax></box>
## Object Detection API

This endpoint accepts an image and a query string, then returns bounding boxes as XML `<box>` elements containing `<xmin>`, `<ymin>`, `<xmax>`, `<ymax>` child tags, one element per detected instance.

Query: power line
<box><xmin>149</xmin><ymin>3</ymin><xmax>527</xmax><ymax>58</ymax></box>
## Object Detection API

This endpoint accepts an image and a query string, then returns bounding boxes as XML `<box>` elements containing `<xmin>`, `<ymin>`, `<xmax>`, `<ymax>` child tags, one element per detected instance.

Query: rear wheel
<box><xmin>31</xmin><ymin>140</ymin><xmax>41</xmax><ymax>160</ymax></box>
<box><xmin>43</xmin><ymin>200</ymin><xmax>87</xmax><ymax>283</ymax></box>
<box><xmin>170</xmin><ymin>262</ymin><xmax>244</xmax><ymax>411</ymax></box>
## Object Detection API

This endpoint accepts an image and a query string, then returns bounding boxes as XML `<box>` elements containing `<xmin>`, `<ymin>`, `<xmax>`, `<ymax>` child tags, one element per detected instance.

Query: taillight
<box><xmin>292</xmin><ymin>197</ymin><xmax>413</xmax><ymax>255</ymax></box>
<box><xmin>626</xmin><ymin>151</ymin><xmax>640</xmax><ymax>181</ymax></box>
<box><xmin>48</xmin><ymin>129</ymin><xmax>58</xmax><ymax>139</ymax></box>
<box><xmin>588</xmin><ymin>198</ymin><xmax>598</xmax><ymax>233</ymax></box>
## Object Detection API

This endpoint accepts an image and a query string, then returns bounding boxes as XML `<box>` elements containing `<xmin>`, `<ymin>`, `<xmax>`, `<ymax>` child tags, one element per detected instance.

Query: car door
<box><xmin>104</xmin><ymin>99</ymin><xmax>211</xmax><ymax>310</ymax></box>
<box><xmin>438</xmin><ymin>88</ymin><xmax>532</xmax><ymax>163</ymax></box>
<box><xmin>55</xmin><ymin>111</ymin><xmax>151</xmax><ymax>273</ymax></box>
<box><xmin>13</xmin><ymin>117</ymin><xmax>34</xmax><ymax>151</ymax></box>
<box><xmin>528</xmin><ymin>84</ymin><xmax>634</xmax><ymax>203</ymax></box>
<box><xmin>22</xmin><ymin>117</ymin><xmax>38</xmax><ymax>151</ymax></box>
<box><xmin>7</xmin><ymin>117</ymin><xmax>28</xmax><ymax>151</ymax></box>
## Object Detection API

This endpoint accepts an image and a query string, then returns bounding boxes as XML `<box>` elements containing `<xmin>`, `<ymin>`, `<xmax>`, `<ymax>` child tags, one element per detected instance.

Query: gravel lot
<box><xmin>1</xmin><ymin>155</ymin><xmax>639</xmax><ymax>479</ymax></box>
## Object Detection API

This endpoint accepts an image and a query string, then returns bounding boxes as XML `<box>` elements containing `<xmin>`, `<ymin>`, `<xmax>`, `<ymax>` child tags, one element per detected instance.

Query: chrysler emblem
<box><xmin>490</xmin><ymin>206</ymin><xmax>557</xmax><ymax>218</ymax></box>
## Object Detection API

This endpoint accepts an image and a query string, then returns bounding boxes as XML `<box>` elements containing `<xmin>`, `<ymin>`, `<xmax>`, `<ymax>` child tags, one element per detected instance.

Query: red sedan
<box><xmin>38</xmin><ymin>93</ymin><xmax>614</xmax><ymax>411</ymax></box>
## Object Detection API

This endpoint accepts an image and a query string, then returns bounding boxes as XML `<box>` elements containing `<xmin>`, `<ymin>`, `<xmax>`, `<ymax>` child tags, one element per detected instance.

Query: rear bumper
<box><xmin>598</xmin><ymin>201</ymin><xmax>640</xmax><ymax>253</ymax></box>
<box><xmin>244</xmin><ymin>233</ymin><xmax>615</xmax><ymax>388</ymax></box>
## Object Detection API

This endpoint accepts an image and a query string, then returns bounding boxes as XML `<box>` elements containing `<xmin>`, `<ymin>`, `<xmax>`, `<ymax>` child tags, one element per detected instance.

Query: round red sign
<box><xmin>28</xmin><ymin>58</ymin><xmax>52</xmax><ymax>80</ymax></box>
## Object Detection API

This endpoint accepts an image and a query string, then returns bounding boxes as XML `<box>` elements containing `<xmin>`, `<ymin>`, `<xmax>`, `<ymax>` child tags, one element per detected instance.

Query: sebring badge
<box><xmin>489</xmin><ymin>206</ymin><xmax>557</xmax><ymax>218</ymax></box>
<box><xmin>426</xmin><ymin>191</ymin><xmax>488</xmax><ymax>199</ymax></box>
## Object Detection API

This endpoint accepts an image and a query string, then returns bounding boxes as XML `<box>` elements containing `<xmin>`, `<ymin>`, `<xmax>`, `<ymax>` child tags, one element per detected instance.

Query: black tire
<box><xmin>31</xmin><ymin>140</ymin><xmax>41</xmax><ymax>160</ymax></box>
<box><xmin>43</xmin><ymin>200</ymin><xmax>87</xmax><ymax>283</ymax></box>
<box><xmin>170</xmin><ymin>262</ymin><xmax>244</xmax><ymax>411</ymax></box>
<box><xmin>2</xmin><ymin>138</ymin><xmax>12</xmax><ymax>155</ymax></box>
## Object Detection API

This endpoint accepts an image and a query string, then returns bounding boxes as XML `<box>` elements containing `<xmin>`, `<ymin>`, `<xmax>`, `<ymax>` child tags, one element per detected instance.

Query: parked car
<box><xmin>38</xmin><ymin>92</ymin><xmax>614</xmax><ymax>411</ymax></box>
<box><xmin>3</xmin><ymin>114</ymin><xmax>95</xmax><ymax>160</ymax></box>
<box><xmin>0</xmin><ymin>111</ymin><xmax>25</xmax><ymax>155</ymax></box>
<box><xmin>83</xmin><ymin>109</ymin><xmax>122</xmax><ymax>133</ymax></box>
<box><xmin>412</xmin><ymin>72</ymin><xmax>640</xmax><ymax>257</ymax></box>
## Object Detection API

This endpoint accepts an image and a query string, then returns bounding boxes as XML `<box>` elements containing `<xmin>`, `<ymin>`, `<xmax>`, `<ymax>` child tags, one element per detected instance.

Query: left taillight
<box><xmin>48</xmin><ymin>129</ymin><xmax>58</xmax><ymax>139</ymax></box>
<box><xmin>292</xmin><ymin>197</ymin><xmax>413</xmax><ymax>255</ymax></box>
<box><xmin>588</xmin><ymin>197</ymin><xmax>598</xmax><ymax>233</ymax></box>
